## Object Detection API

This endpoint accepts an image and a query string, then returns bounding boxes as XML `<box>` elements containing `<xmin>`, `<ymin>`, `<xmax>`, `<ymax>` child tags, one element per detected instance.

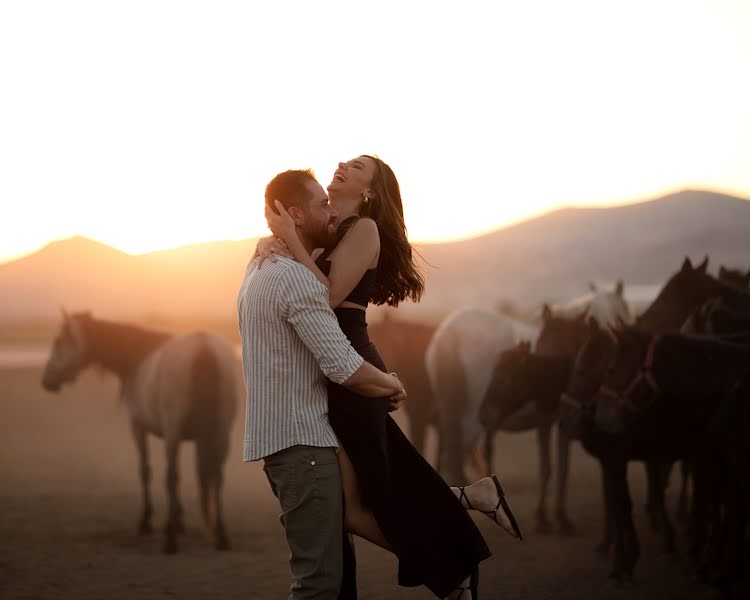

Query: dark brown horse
<box><xmin>718</xmin><ymin>265</ymin><xmax>750</xmax><ymax>290</ymax></box>
<box><xmin>601</xmin><ymin>326</ymin><xmax>750</xmax><ymax>590</ymax></box>
<box><xmin>41</xmin><ymin>311</ymin><xmax>238</xmax><ymax>553</ymax></box>
<box><xmin>638</xmin><ymin>256</ymin><xmax>750</xmax><ymax>332</ymax></box>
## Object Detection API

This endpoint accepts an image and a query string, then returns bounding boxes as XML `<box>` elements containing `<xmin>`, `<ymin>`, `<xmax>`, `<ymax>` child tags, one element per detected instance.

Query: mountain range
<box><xmin>2</xmin><ymin>189</ymin><xmax>749</xmax><ymax>324</ymax></box>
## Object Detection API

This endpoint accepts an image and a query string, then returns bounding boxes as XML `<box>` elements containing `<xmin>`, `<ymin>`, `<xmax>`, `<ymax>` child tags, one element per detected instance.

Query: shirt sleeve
<box><xmin>280</xmin><ymin>266</ymin><xmax>365</xmax><ymax>384</ymax></box>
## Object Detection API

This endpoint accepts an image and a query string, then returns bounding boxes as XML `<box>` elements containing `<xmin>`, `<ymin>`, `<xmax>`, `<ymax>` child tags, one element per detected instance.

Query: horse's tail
<box><xmin>191</xmin><ymin>336</ymin><xmax>230</xmax><ymax>547</ymax></box>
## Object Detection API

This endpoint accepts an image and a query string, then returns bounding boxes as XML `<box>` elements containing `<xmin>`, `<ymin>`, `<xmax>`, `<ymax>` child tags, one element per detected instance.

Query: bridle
<box><xmin>599</xmin><ymin>334</ymin><xmax>662</xmax><ymax>411</ymax></box>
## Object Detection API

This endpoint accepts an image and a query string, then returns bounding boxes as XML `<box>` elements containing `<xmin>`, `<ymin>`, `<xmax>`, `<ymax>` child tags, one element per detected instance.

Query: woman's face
<box><xmin>327</xmin><ymin>156</ymin><xmax>377</xmax><ymax>203</ymax></box>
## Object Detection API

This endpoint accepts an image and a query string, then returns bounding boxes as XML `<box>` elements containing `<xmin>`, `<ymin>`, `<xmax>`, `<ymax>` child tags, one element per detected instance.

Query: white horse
<box><xmin>425</xmin><ymin>306</ymin><xmax>539</xmax><ymax>486</ymax></box>
<box><xmin>549</xmin><ymin>280</ymin><xmax>636</xmax><ymax>326</ymax></box>
<box><xmin>41</xmin><ymin>311</ymin><xmax>238</xmax><ymax>553</ymax></box>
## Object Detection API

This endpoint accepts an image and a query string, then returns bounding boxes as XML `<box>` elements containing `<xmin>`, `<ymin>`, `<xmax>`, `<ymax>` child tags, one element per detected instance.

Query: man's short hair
<box><xmin>265</xmin><ymin>169</ymin><xmax>317</xmax><ymax>215</ymax></box>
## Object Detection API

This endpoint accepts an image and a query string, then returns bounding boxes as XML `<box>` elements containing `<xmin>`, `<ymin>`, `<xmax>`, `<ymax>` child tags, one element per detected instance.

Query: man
<box><xmin>237</xmin><ymin>169</ymin><xmax>405</xmax><ymax>599</ymax></box>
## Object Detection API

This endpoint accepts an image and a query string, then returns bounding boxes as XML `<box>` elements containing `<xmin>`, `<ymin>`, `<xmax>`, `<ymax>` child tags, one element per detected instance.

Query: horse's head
<box><xmin>718</xmin><ymin>265</ymin><xmax>750</xmax><ymax>290</ymax></box>
<box><xmin>680</xmin><ymin>296</ymin><xmax>722</xmax><ymax>335</ymax></box>
<box><xmin>479</xmin><ymin>341</ymin><xmax>533</xmax><ymax>430</ymax></box>
<box><xmin>559</xmin><ymin>319</ymin><xmax>616</xmax><ymax>439</ymax></box>
<box><xmin>41</xmin><ymin>310</ymin><xmax>93</xmax><ymax>392</ymax></box>
<box><xmin>637</xmin><ymin>255</ymin><xmax>712</xmax><ymax>331</ymax></box>
<box><xmin>535</xmin><ymin>304</ymin><xmax>590</xmax><ymax>358</ymax></box>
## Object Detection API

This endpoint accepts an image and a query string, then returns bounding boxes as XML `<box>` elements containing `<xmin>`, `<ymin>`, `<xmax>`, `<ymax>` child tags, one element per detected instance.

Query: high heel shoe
<box><xmin>455</xmin><ymin>566</ymin><xmax>479</xmax><ymax>599</ymax></box>
<box><xmin>458</xmin><ymin>474</ymin><xmax>523</xmax><ymax>541</ymax></box>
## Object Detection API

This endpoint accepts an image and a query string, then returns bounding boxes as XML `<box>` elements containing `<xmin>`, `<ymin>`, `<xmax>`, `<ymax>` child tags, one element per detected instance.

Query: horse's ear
<box><xmin>719</xmin><ymin>266</ymin><xmax>728</xmax><ymax>277</ymax></box>
<box><xmin>681</xmin><ymin>256</ymin><xmax>693</xmax><ymax>272</ymax></box>
<box><xmin>615</xmin><ymin>280</ymin><xmax>624</xmax><ymax>297</ymax></box>
<box><xmin>542</xmin><ymin>303</ymin><xmax>552</xmax><ymax>323</ymax></box>
<box><xmin>697</xmin><ymin>255</ymin><xmax>709</xmax><ymax>273</ymax></box>
<box><xmin>589</xmin><ymin>281</ymin><xmax>597</xmax><ymax>292</ymax></box>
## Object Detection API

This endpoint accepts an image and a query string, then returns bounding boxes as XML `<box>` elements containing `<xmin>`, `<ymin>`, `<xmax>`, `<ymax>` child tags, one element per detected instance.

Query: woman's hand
<box><xmin>265</xmin><ymin>200</ymin><xmax>299</xmax><ymax>245</ymax></box>
<box><xmin>388</xmin><ymin>373</ymin><xmax>407</xmax><ymax>412</ymax></box>
<box><xmin>254</xmin><ymin>235</ymin><xmax>292</xmax><ymax>268</ymax></box>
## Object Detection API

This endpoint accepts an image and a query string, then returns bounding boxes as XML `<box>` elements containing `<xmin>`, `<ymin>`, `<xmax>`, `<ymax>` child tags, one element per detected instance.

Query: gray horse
<box><xmin>42</xmin><ymin>311</ymin><xmax>238</xmax><ymax>553</ymax></box>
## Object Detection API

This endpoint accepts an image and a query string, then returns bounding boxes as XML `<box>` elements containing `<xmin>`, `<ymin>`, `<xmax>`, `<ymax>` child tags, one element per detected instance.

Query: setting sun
<box><xmin>1</xmin><ymin>0</ymin><xmax>749</xmax><ymax>262</ymax></box>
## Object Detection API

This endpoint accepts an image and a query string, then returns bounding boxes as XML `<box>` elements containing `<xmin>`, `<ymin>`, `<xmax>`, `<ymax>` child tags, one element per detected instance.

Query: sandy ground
<box><xmin>1</xmin><ymin>365</ymin><xmax>747</xmax><ymax>600</ymax></box>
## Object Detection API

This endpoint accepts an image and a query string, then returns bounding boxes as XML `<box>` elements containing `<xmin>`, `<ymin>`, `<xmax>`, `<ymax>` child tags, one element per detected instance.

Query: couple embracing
<box><xmin>236</xmin><ymin>156</ymin><xmax>522</xmax><ymax>600</ymax></box>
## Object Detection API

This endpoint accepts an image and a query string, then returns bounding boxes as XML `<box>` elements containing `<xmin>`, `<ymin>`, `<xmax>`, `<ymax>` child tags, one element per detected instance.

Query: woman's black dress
<box><xmin>319</xmin><ymin>218</ymin><xmax>490</xmax><ymax>599</ymax></box>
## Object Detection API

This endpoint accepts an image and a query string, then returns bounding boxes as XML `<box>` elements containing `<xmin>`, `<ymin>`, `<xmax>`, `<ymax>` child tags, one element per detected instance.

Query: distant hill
<box><xmin>2</xmin><ymin>189</ymin><xmax>749</xmax><ymax>324</ymax></box>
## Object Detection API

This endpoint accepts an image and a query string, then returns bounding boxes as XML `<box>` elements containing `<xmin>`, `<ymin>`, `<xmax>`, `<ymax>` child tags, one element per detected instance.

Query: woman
<box><xmin>256</xmin><ymin>156</ymin><xmax>521</xmax><ymax>599</ymax></box>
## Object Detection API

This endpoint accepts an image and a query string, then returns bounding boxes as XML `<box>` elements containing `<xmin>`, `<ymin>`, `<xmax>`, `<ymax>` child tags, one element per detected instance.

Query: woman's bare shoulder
<box><xmin>341</xmin><ymin>217</ymin><xmax>379</xmax><ymax>243</ymax></box>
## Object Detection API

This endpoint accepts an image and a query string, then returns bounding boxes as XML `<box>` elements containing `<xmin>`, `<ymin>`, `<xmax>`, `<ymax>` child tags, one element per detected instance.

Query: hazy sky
<box><xmin>1</xmin><ymin>0</ymin><xmax>749</xmax><ymax>263</ymax></box>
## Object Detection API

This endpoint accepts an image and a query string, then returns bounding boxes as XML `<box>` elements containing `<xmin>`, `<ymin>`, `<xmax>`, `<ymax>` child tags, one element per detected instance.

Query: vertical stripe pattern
<box><xmin>237</xmin><ymin>257</ymin><xmax>364</xmax><ymax>461</ymax></box>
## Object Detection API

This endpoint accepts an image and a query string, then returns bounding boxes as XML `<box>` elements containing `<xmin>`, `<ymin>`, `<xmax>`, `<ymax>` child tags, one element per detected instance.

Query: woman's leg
<box><xmin>338</xmin><ymin>447</ymin><xmax>392</xmax><ymax>551</ymax></box>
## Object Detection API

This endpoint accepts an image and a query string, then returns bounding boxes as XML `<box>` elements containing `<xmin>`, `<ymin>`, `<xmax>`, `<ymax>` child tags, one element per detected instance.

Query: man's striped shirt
<box><xmin>237</xmin><ymin>257</ymin><xmax>364</xmax><ymax>461</ymax></box>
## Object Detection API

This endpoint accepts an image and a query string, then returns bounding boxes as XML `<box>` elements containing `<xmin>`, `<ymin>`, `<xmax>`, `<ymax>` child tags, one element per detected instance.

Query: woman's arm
<box><xmin>254</xmin><ymin>235</ymin><xmax>293</xmax><ymax>267</ymax></box>
<box><xmin>267</xmin><ymin>202</ymin><xmax>379</xmax><ymax>308</ymax></box>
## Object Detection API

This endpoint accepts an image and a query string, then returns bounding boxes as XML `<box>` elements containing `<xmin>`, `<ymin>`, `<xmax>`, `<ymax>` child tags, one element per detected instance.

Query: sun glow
<box><xmin>1</xmin><ymin>0</ymin><xmax>749</xmax><ymax>262</ymax></box>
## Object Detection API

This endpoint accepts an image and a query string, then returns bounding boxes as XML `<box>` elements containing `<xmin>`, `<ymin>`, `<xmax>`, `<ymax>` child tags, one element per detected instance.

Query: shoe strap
<box><xmin>458</xmin><ymin>486</ymin><xmax>475</xmax><ymax>511</ymax></box>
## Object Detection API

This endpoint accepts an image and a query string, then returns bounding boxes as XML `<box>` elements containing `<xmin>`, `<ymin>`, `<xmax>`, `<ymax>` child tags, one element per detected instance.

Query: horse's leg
<box><xmin>647</xmin><ymin>459</ymin><xmax>675</xmax><ymax>553</ymax></box>
<box><xmin>644</xmin><ymin>460</ymin><xmax>661</xmax><ymax>532</ymax></box>
<box><xmin>196</xmin><ymin>434</ymin><xmax>231</xmax><ymax>550</ymax></box>
<box><xmin>606</xmin><ymin>458</ymin><xmax>639</xmax><ymax>584</ymax></box>
<box><xmin>535</xmin><ymin>422</ymin><xmax>553</xmax><ymax>533</ymax></box>
<box><xmin>555</xmin><ymin>423</ymin><xmax>575</xmax><ymax>535</ymax></box>
<box><xmin>163</xmin><ymin>437</ymin><xmax>181</xmax><ymax>554</ymax></box>
<box><xmin>130</xmin><ymin>421</ymin><xmax>153</xmax><ymax>535</ymax></box>
<box><xmin>595</xmin><ymin>458</ymin><xmax>614</xmax><ymax>555</ymax></box>
<box><xmin>620</xmin><ymin>462</ymin><xmax>640</xmax><ymax>581</ymax></box>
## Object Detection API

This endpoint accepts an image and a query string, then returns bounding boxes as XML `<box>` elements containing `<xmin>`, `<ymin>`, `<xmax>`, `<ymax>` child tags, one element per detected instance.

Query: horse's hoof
<box><xmin>607</xmin><ymin>572</ymin><xmax>633</xmax><ymax>589</ymax></box>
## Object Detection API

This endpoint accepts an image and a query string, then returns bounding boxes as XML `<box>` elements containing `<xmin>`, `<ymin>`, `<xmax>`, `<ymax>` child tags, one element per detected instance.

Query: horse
<box><xmin>368</xmin><ymin>313</ymin><xmax>436</xmax><ymax>455</ymax></box>
<box><xmin>718</xmin><ymin>265</ymin><xmax>750</xmax><ymax>289</ymax></box>
<box><xmin>558</xmin><ymin>320</ymin><xmax>687</xmax><ymax>584</ymax></box>
<box><xmin>637</xmin><ymin>256</ymin><xmax>750</xmax><ymax>332</ymax></box>
<box><xmin>550</xmin><ymin>280</ymin><xmax>635</xmax><ymax>325</ymax></box>
<box><xmin>41</xmin><ymin>311</ymin><xmax>238</xmax><ymax>553</ymax></box>
<box><xmin>479</xmin><ymin>340</ymin><xmax>575</xmax><ymax>533</ymax></box>
<box><xmin>425</xmin><ymin>306</ymin><xmax>539</xmax><ymax>485</ymax></box>
<box><xmin>682</xmin><ymin>296</ymin><xmax>750</xmax><ymax>336</ymax></box>
<box><xmin>500</xmin><ymin>285</ymin><xmax>635</xmax><ymax>535</ymax></box>
<box><xmin>600</xmin><ymin>326</ymin><xmax>750</xmax><ymax>590</ymax></box>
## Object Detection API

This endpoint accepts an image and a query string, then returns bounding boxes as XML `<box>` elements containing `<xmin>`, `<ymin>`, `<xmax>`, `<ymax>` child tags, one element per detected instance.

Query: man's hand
<box><xmin>388</xmin><ymin>373</ymin><xmax>406</xmax><ymax>412</ymax></box>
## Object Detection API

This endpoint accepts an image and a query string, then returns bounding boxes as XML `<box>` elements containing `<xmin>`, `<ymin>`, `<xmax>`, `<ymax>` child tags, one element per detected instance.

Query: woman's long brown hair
<box><xmin>359</xmin><ymin>155</ymin><xmax>424</xmax><ymax>306</ymax></box>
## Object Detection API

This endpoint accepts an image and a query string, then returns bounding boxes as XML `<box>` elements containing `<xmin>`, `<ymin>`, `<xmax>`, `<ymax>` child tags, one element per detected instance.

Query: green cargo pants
<box><xmin>263</xmin><ymin>445</ymin><xmax>344</xmax><ymax>599</ymax></box>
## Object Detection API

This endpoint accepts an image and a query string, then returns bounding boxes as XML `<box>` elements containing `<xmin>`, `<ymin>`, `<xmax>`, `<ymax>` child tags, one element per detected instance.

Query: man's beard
<box><xmin>308</xmin><ymin>220</ymin><xmax>334</xmax><ymax>249</ymax></box>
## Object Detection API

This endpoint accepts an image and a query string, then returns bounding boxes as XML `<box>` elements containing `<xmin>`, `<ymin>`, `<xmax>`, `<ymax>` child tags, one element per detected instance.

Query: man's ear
<box><xmin>287</xmin><ymin>205</ymin><xmax>304</xmax><ymax>226</ymax></box>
